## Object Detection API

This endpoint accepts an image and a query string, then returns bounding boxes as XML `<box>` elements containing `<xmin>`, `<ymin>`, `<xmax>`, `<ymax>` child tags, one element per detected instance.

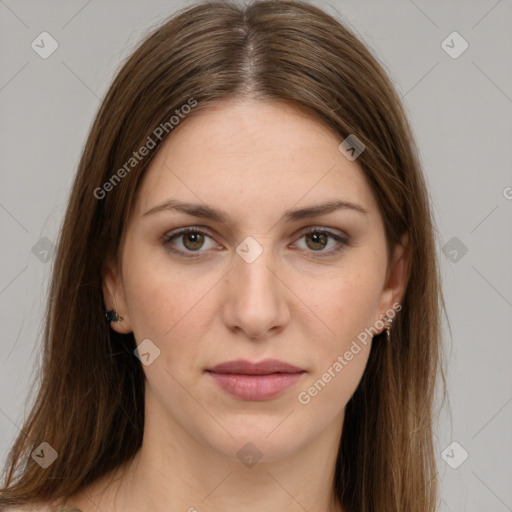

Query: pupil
<box><xmin>307</xmin><ymin>232</ymin><xmax>327</xmax><ymax>250</ymax></box>
<box><xmin>184</xmin><ymin>232</ymin><xmax>204</xmax><ymax>250</ymax></box>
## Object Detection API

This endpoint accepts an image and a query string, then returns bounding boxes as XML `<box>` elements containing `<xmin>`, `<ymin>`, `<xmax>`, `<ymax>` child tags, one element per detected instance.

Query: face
<box><xmin>103</xmin><ymin>98</ymin><xmax>408</xmax><ymax>463</ymax></box>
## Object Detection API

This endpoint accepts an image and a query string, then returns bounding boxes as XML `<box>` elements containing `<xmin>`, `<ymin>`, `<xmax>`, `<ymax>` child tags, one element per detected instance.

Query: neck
<box><xmin>68</xmin><ymin>391</ymin><xmax>346</xmax><ymax>512</ymax></box>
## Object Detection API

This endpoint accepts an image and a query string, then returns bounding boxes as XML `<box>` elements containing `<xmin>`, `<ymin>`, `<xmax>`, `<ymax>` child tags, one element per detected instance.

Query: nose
<box><xmin>221</xmin><ymin>243</ymin><xmax>291</xmax><ymax>340</ymax></box>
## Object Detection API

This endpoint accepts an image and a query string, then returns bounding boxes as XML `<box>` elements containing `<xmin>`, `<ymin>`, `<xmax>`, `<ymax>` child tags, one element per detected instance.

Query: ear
<box><xmin>374</xmin><ymin>232</ymin><xmax>409</xmax><ymax>331</ymax></box>
<box><xmin>102</xmin><ymin>254</ymin><xmax>133</xmax><ymax>334</ymax></box>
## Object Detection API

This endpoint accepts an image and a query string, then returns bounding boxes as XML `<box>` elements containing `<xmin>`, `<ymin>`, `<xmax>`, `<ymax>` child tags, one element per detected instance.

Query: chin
<box><xmin>198</xmin><ymin>419</ymin><xmax>309</xmax><ymax>465</ymax></box>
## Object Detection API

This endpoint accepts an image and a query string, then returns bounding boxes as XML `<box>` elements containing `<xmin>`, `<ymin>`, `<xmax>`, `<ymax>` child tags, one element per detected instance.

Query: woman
<box><xmin>0</xmin><ymin>1</ymin><xmax>446</xmax><ymax>511</ymax></box>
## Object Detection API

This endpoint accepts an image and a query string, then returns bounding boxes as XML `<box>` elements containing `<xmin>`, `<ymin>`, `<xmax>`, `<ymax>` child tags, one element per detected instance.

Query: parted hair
<box><xmin>0</xmin><ymin>1</ymin><xmax>446</xmax><ymax>511</ymax></box>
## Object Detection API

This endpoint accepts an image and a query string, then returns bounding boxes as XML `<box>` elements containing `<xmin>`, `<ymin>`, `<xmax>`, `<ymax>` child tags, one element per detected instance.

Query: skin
<box><xmin>65</xmin><ymin>98</ymin><xmax>409</xmax><ymax>512</ymax></box>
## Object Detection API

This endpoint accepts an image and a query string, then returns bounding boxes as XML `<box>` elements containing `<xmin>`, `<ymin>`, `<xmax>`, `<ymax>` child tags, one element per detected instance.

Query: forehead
<box><xmin>134</xmin><ymin>99</ymin><xmax>379</xmax><ymax>222</ymax></box>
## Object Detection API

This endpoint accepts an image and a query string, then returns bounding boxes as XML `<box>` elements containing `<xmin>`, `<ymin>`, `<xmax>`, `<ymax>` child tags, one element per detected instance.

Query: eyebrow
<box><xmin>142</xmin><ymin>198</ymin><xmax>369</xmax><ymax>223</ymax></box>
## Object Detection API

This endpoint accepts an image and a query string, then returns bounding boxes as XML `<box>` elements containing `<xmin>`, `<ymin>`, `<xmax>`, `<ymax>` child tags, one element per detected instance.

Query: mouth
<box><xmin>205</xmin><ymin>359</ymin><xmax>306</xmax><ymax>401</ymax></box>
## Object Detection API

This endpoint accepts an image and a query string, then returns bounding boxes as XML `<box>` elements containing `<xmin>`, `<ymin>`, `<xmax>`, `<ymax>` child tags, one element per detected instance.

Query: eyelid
<box><xmin>298</xmin><ymin>225</ymin><xmax>349</xmax><ymax>241</ymax></box>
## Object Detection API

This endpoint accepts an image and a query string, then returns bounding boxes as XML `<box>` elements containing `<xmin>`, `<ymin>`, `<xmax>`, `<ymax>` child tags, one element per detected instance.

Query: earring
<box><xmin>106</xmin><ymin>293</ymin><xmax>124</xmax><ymax>323</ymax></box>
<box><xmin>106</xmin><ymin>309</ymin><xmax>124</xmax><ymax>323</ymax></box>
<box><xmin>383</xmin><ymin>316</ymin><xmax>393</xmax><ymax>341</ymax></box>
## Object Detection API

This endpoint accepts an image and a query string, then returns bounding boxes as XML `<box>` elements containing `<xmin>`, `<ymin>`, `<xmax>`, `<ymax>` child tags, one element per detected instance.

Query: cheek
<box><xmin>122</xmin><ymin>248</ymin><xmax>221</xmax><ymax>345</ymax></box>
<box><xmin>294</xmin><ymin>274</ymin><xmax>378</xmax><ymax>417</ymax></box>
<box><xmin>304</xmin><ymin>269</ymin><xmax>383</xmax><ymax>346</ymax></box>
<box><xmin>293</xmin><ymin>259</ymin><xmax>383</xmax><ymax>402</ymax></box>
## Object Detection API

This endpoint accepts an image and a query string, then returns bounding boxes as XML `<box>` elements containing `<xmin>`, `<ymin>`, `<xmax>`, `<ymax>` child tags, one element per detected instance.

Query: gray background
<box><xmin>1</xmin><ymin>0</ymin><xmax>511</xmax><ymax>509</ymax></box>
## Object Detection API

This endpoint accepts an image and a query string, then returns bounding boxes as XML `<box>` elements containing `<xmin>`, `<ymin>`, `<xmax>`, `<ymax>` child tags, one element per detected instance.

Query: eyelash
<box><xmin>161</xmin><ymin>226</ymin><xmax>350</xmax><ymax>259</ymax></box>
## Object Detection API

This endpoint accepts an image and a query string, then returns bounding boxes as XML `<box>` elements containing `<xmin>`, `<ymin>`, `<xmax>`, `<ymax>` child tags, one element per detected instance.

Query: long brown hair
<box><xmin>0</xmin><ymin>1</ymin><xmax>447</xmax><ymax>510</ymax></box>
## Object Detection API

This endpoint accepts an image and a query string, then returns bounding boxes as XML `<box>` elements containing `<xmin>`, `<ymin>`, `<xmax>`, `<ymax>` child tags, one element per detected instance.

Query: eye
<box><xmin>162</xmin><ymin>227</ymin><xmax>220</xmax><ymax>256</ymax></box>
<box><xmin>293</xmin><ymin>227</ymin><xmax>349</xmax><ymax>256</ymax></box>
<box><xmin>162</xmin><ymin>226</ymin><xmax>349</xmax><ymax>259</ymax></box>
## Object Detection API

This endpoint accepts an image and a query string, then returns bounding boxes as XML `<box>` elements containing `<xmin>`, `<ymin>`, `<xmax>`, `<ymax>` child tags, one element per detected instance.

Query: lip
<box><xmin>206</xmin><ymin>359</ymin><xmax>306</xmax><ymax>401</ymax></box>
<box><xmin>208</xmin><ymin>359</ymin><xmax>304</xmax><ymax>375</ymax></box>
